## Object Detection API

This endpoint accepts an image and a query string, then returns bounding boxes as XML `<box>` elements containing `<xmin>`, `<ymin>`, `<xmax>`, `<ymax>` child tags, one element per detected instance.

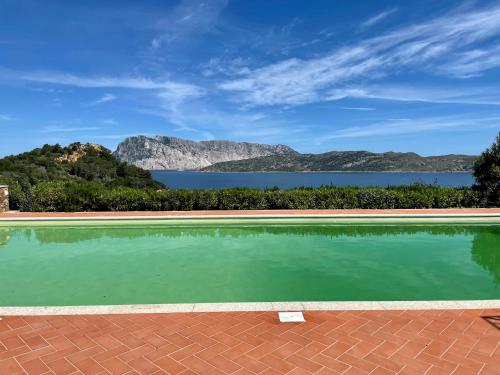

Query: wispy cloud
<box><xmin>92</xmin><ymin>133</ymin><xmax>153</xmax><ymax>140</ymax></box>
<box><xmin>326</xmin><ymin>85</ymin><xmax>500</xmax><ymax>106</ymax></box>
<box><xmin>85</xmin><ymin>93</ymin><xmax>117</xmax><ymax>107</ymax></box>
<box><xmin>141</xmin><ymin>93</ymin><xmax>304</xmax><ymax>144</ymax></box>
<box><xmin>219</xmin><ymin>4</ymin><xmax>500</xmax><ymax>106</ymax></box>
<box><xmin>340</xmin><ymin>107</ymin><xmax>376</xmax><ymax>111</ymax></box>
<box><xmin>201</xmin><ymin>57</ymin><xmax>251</xmax><ymax>77</ymax></box>
<box><xmin>360</xmin><ymin>8</ymin><xmax>398</xmax><ymax>30</ymax></box>
<box><xmin>42</xmin><ymin>126</ymin><xmax>101</xmax><ymax>133</ymax></box>
<box><xmin>6</xmin><ymin>69</ymin><xmax>209</xmax><ymax>136</ymax></box>
<box><xmin>152</xmin><ymin>96</ymin><xmax>272</xmax><ymax>131</ymax></box>
<box><xmin>151</xmin><ymin>0</ymin><xmax>228</xmax><ymax>49</ymax></box>
<box><xmin>436</xmin><ymin>44</ymin><xmax>500</xmax><ymax>78</ymax></box>
<box><xmin>102</xmin><ymin>119</ymin><xmax>118</xmax><ymax>125</ymax></box>
<box><xmin>321</xmin><ymin>114</ymin><xmax>500</xmax><ymax>141</ymax></box>
<box><xmin>19</xmin><ymin>72</ymin><xmax>204</xmax><ymax>94</ymax></box>
<box><xmin>0</xmin><ymin>114</ymin><xmax>13</xmax><ymax>121</ymax></box>
<box><xmin>16</xmin><ymin>72</ymin><xmax>205</xmax><ymax>113</ymax></box>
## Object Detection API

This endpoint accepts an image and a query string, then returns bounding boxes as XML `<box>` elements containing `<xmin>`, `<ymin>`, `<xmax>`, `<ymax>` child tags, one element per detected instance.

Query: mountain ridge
<box><xmin>201</xmin><ymin>151</ymin><xmax>477</xmax><ymax>172</ymax></box>
<box><xmin>113</xmin><ymin>135</ymin><xmax>477</xmax><ymax>172</ymax></box>
<box><xmin>113</xmin><ymin>135</ymin><xmax>298</xmax><ymax>170</ymax></box>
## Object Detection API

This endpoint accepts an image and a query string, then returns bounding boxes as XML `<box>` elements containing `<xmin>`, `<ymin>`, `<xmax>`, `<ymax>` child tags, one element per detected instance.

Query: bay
<box><xmin>152</xmin><ymin>171</ymin><xmax>474</xmax><ymax>190</ymax></box>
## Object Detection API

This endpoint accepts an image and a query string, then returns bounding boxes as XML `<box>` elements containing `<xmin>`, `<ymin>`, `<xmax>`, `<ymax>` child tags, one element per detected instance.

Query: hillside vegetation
<box><xmin>0</xmin><ymin>143</ymin><xmax>164</xmax><ymax>210</ymax></box>
<box><xmin>202</xmin><ymin>151</ymin><xmax>476</xmax><ymax>172</ymax></box>
<box><xmin>0</xmin><ymin>131</ymin><xmax>498</xmax><ymax>212</ymax></box>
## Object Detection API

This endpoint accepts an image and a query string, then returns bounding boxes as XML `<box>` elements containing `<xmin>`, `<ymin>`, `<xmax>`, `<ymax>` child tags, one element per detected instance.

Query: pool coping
<box><xmin>1</xmin><ymin>208</ymin><xmax>500</xmax><ymax>221</ymax></box>
<box><xmin>1</xmin><ymin>300</ymin><xmax>500</xmax><ymax>316</ymax></box>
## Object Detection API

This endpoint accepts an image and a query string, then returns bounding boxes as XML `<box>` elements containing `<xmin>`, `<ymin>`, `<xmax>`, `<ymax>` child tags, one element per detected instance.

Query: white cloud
<box><xmin>92</xmin><ymin>133</ymin><xmax>153</xmax><ymax>140</ymax></box>
<box><xmin>219</xmin><ymin>4</ymin><xmax>500</xmax><ymax>106</ymax></box>
<box><xmin>436</xmin><ymin>45</ymin><xmax>500</xmax><ymax>78</ymax></box>
<box><xmin>9</xmin><ymin>69</ymin><xmax>208</xmax><ymax>135</ymax></box>
<box><xmin>17</xmin><ymin>72</ymin><xmax>205</xmax><ymax>112</ymax></box>
<box><xmin>151</xmin><ymin>38</ymin><xmax>161</xmax><ymax>49</ymax></box>
<box><xmin>42</xmin><ymin>126</ymin><xmax>101</xmax><ymax>133</ymax></box>
<box><xmin>321</xmin><ymin>115</ymin><xmax>500</xmax><ymax>141</ymax></box>
<box><xmin>154</xmin><ymin>95</ymin><xmax>271</xmax><ymax>130</ymax></box>
<box><xmin>360</xmin><ymin>8</ymin><xmax>398</xmax><ymax>30</ymax></box>
<box><xmin>325</xmin><ymin>85</ymin><xmax>500</xmax><ymax>106</ymax></box>
<box><xmin>102</xmin><ymin>119</ymin><xmax>118</xmax><ymax>125</ymax></box>
<box><xmin>151</xmin><ymin>0</ymin><xmax>228</xmax><ymax>49</ymax></box>
<box><xmin>85</xmin><ymin>93</ymin><xmax>117</xmax><ymax>107</ymax></box>
<box><xmin>140</xmin><ymin>92</ymin><xmax>304</xmax><ymax>144</ymax></box>
<box><xmin>20</xmin><ymin>72</ymin><xmax>204</xmax><ymax>93</ymax></box>
<box><xmin>340</xmin><ymin>107</ymin><xmax>376</xmax><ymax>111</ymax></box>
<box><xmin>201</xmin><ymin>57</ymin><xmax>250</xmax><ymax>77</ymax></box>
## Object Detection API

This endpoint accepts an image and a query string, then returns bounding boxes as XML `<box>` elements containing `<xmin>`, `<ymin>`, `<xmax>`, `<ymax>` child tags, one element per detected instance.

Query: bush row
<box><xmin>22</xmin><ymin>180</ymin><xmax>483</xmax><ymax>212</ymax></box>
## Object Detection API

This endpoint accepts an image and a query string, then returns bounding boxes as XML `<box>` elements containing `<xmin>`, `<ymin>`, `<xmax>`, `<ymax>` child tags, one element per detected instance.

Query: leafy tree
<box><xmin>473</xmin><ymin>132</ymin><xmax>500</xmax><ymax>206</ymax></box>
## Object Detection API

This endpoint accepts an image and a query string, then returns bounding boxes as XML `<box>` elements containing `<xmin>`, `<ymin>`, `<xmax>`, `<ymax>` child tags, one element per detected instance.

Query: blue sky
<box><xmin>1</xmin><ymin>0</ymin><xmax>500</xmax><ymax>157</ymax></box>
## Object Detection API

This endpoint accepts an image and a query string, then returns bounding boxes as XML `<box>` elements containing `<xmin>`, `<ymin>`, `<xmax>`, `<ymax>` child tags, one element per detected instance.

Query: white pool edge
<box><xmin>1</xmin><ymin>300</ymin><xmax>499</xmax><ymax>316</ymax></box>
<box><xmin>1</xmin><ymin>213</ymin><xmax>500</xmax><ymax>221</ymax></box>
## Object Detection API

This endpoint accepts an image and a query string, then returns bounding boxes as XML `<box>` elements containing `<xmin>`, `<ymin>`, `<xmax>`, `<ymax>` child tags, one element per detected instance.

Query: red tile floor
<box><xmin>2</xmin><ymin>208</ymin><xmax>500</xmax><ymax>219</ymax></box>
<box><xmin>0</xmin><ymin>309</ymin><xmax>498</xmax><ymax>375</ymax></box>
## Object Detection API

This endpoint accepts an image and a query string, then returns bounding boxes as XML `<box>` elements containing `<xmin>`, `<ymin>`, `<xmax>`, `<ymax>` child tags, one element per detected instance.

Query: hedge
<box><xmin>23</xmin><ymin>180</ymin><xmax>484</xmax><ymax>212</ymax></box>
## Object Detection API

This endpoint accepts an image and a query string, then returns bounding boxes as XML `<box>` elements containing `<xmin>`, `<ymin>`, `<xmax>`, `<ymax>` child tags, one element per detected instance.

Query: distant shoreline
<box><xmin>152</xmin><ymin>170</ymin><xmax>473</xmax><ymax>174</ymax></box>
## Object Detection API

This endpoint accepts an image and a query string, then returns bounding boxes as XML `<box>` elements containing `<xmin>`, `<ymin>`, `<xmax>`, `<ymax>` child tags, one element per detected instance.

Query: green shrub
<box><xmin>104</xmin><ymin>188</ymin><xmax>153</xmax><ymax>211</ymax></box>
<box><xmin>152</xmin><ymin>190</ymin><xmax>195</xmax><ymax>211</ymax></box>
<box><xmin>218</xmin><ymin>188</ymin><xmax>267</xmax><ymax>210</ymax></box>
<box><xmin>355</xmin><ymin>189</ymin><xmax>398</xmax><ymax>209</ymax></box>
<box><xmin>31</xmin><ymin>181</ymin><xmax>67</xmax><ymax>212</ymax></box>
<box><xmin>312</xmin><ymin>188</ymin><xmax>356</xmax><ymax>209</ymax></box>
<box><xmin>26</xmin><ymin>181</ymin><xmax>484</xmax><ymax>212</ymax></box>
<box><xmin>473</xmin><ymin>132</ymin><xmax>500</xmax><ymax>207</ymax></box>
<box><xmin>193</xmin><ymin>189</ymin><xmax>218</xmax><ymax>210</ymax></box>
<box><xmin>264</xmin><ymin>189</ymin><xmax>315</xmax><ymax>209</ymax></box>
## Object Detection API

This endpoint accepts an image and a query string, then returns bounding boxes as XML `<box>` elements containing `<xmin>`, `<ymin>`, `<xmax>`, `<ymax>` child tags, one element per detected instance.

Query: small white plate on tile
<box><xmin>278</xmin><ymin>312</ymin><xmax>305</xmax><ymax>322</ymax></box>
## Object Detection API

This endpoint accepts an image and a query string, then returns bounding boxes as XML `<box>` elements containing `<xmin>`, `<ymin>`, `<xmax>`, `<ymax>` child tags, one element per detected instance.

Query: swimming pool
<box><xmin>0</xmin><ymin>218</ymin><xmax>499</xmax><ymax>306</ymax></box>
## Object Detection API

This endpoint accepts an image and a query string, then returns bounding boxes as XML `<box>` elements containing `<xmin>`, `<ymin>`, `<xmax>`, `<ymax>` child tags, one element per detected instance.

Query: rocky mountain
<box><xmin>114</xmin><ymin>135</ymin><xmax>477</xmax><ymax>172</ymax></box>
<box><xmin>114</xmin><ymin>135</ymin><xmax>298</xmax><ymax>170</ymax></box>
<box><xmin>201</xmin><ymin>151</ymin><xmax>477</xmax><ymax>172</ymax></box>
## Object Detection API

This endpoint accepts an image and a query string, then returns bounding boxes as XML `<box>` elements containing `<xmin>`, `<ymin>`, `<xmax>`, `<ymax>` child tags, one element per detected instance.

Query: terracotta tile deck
<box><xmin>1</xmin><ymin>208</ymin><xmax>500</xmax><ymax>218</ymax></box>
<box><xmin>1</xmin><ymin>309</ymin><xmax>498</xmax><ymax>375</ymax></box>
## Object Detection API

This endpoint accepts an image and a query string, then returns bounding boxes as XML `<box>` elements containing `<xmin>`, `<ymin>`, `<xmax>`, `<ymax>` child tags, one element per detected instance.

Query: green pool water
<box><xmin>0</xmin><ymin>219</ymin><xmax>499</xmax><ymax>306</ymax></box>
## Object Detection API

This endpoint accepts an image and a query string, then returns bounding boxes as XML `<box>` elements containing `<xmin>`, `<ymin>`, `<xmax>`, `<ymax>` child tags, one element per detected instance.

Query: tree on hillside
<box><xmin>473</xmin><ymin>132</ymin><xmax>500</xmax><ymax>206</ymax></box>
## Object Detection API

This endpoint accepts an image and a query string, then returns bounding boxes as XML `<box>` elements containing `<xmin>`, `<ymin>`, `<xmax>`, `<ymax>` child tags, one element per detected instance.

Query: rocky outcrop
<box><xmin>114</xmin><ymin>136</ymin><xmax>298</xmax><ymax>170</ymax></box>
<box><xmin>56</xmin><ymin>144</ymin><xmax>105</xmax><ymax>163</ymax></box>
<box><xmin>0</xmin><ymin>185</ymin><xmax>8</xmax><ymax>212</ymax></box>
